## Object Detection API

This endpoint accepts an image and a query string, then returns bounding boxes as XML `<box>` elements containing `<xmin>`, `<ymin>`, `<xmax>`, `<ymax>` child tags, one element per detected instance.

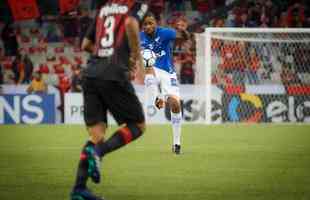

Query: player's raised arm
<box><xmin>125</xmin><ymin>16</ymin><xmax>144</xmax><ymax>74</ymax></box>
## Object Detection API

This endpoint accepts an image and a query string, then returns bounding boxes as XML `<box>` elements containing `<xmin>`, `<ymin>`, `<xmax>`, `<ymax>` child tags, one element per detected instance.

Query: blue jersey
<box><xmin>140</xmin><ymin>27</ymin><xmax>176</xmax><ymax>73</ymax></box>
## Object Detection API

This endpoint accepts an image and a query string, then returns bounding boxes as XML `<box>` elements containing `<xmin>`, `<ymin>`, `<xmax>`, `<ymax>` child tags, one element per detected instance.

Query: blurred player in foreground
<box><xmin>70</xmin><ymin>1</ymin><xmax>148</xmax><ymax>200</ymax></box>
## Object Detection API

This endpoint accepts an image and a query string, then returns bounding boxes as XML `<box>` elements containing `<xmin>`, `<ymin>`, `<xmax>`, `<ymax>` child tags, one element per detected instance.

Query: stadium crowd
<box><xmin>0</xmin><ymin>0</ymin><xmax>309</xmax><ymax>91</ymax></box>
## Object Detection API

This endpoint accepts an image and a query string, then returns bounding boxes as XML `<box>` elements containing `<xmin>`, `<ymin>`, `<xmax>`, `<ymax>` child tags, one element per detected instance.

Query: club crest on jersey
<box><xmin>170</xmin><ymin>78</ymin><xmax>177</xmax><ymax>86</ymax></box>
<box><xmin>99</xmin><ymin>3</ymin><xmax>128</xmax><ymax>17</ymax></box>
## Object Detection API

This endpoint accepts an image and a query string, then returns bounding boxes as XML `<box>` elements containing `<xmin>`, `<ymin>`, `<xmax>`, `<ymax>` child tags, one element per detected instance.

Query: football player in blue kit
<box><xmin>140</xmin><ymin>12</ymin><xmax>190</xmax><ymax>155</ymax></box>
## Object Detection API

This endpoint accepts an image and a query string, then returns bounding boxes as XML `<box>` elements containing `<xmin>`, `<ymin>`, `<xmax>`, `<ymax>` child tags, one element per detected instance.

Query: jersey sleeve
<box><xmin>129</xmin><ymin>2</ymin><xmax>148</xmax><ymax>23</ymax></box>
<box><xmin>139</xmin><ymin>32</ymin><xmax>147</xmax><ymax>49</ymax></box>
<box><xmin>163</xmin><ymin>27</ymin><xmax>177</xmax><ymax>41</ymax></box>
<box><xmin>84</xmin><ymin>17</ymin><xmax>96</xmax><ymax>43</ymax></box>
<box><xmin>139</xmin><ymin>32</ymin><xmax>143</xmax><ymax>43</ymax></box>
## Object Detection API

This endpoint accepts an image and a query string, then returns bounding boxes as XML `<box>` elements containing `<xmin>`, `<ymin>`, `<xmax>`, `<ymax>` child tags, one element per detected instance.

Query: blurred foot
<box><xmin>172</xmin><ymin>144</ymin><xmax>181</xmax><ymax>155</ymax></box>
<box><xmin>71</xmin><ymin>188</ymin><xmax>104</xmax><ymax>200</ymax></box>
<box><xmin>85</xmin><ymin>146</ymin><xmax>101</xmax><ymax>184</ymax></box>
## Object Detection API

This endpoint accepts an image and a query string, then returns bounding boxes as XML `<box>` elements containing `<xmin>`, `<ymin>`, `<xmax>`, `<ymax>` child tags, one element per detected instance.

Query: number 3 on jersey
<box><xmin>101</xmin><ymin>16</ymin><xmax>115</xmax><ymax>48</ymax></box>
<box><xmin>99</xmin><ymin>16</ymin><xmax>115</xmax><ymax>57</ymax></box>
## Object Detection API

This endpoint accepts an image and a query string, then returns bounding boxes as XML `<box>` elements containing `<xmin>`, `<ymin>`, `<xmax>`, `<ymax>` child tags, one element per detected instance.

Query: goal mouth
<box><xmin>199</xmin><ymin>28</ymin><xmax>310</xmax><ymax>124</ymax></box>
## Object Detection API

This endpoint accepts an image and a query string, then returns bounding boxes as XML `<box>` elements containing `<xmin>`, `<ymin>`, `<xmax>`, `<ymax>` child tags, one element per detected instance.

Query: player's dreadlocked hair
<box><xmin>142</xmin><ymin>11</ymin><xmax>157</xmax><ymax>23</ymax></box>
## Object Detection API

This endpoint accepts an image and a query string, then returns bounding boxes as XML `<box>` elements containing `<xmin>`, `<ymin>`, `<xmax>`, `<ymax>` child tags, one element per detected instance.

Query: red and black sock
<box><xmin>95</xmin><ymin>123</ymin><xmax>143</xmax><ymax>158</ymax></box>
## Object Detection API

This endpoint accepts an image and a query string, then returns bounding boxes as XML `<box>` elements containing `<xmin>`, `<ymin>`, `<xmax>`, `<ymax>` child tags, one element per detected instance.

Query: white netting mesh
<box><xmin>211</xmin><ymin>31</ymin><xmax>310</xmax><ymax>86</ymax></box>
<box><xmin>201</xmin><ymin>29</ymin><xmax>310</xmax><ymax>124</ymax></box>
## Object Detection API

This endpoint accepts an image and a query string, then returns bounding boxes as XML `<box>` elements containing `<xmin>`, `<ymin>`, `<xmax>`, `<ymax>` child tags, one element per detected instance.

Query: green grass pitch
<box><xmin>0</xmin><ymin>124</ymin><xmax>309</xmax><ymax>200</ymax></box>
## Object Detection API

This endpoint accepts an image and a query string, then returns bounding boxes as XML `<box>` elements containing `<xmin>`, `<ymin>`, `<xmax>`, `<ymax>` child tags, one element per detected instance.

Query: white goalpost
<box><xmin>197</xmin><ymin>28</ymin><xmax>310</xmax><ymax>124</ymax></box>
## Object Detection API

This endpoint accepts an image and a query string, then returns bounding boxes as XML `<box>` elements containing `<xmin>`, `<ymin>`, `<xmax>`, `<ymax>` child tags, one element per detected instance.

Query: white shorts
<box><xmin>153</xmin><ymin>67</ymin><xmax>180</xmax><ymax>100</ymax></box>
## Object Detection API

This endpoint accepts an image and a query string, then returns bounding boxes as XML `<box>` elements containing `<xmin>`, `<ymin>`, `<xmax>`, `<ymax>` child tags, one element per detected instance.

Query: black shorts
<box><xmin>82</xmin><ymin>78</ymin><xmax>145</xmax><ymax>126</ymax></box>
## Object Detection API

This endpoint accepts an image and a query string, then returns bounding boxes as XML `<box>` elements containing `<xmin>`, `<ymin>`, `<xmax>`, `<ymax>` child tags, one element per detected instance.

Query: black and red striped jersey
<box><xmin>83</xmin><ymin>0</ymin><xmax>148</xmax><ymax>81</ymax></box>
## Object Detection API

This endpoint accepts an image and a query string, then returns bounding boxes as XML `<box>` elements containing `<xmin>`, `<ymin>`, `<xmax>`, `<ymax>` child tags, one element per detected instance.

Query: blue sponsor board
<box><xmin>0</xmin><ymin>94</ymin><xmax>56</xmax><ymax>124</ymax></box>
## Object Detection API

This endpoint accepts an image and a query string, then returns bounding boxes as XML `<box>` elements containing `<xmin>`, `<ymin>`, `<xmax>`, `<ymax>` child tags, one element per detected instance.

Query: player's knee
<box><xmin>136</xmin><ymin>122</ymin><xmax>146</xmax><ymax>133</ymax></box>
<box><xmin>127</xmin><ymin>122</ymin><xmax>145</xmax><ymax>140</ymax></box>
<box><xmin>168</xmin><ymin>97</ymin><xmax>181</xmax><ymax>113</ymax></box>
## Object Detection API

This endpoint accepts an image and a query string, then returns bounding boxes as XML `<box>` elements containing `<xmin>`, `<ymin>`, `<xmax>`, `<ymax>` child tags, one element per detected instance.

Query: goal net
<box><xmin>197</xmin><ymin>28</ymin><xmax>310</xmax><ymax>124</ymax></box>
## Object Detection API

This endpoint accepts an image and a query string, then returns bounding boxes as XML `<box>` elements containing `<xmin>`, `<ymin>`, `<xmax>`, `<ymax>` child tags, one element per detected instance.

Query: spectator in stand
<box><xmin>57</xmin><ymin>75</ymin><xmax>71</xmax><ymax>122</ymax></box>
<box><xmin>220</xmin><ymin>41</ymin><xmax>246</xmax><ymax>85</ymax></box>
<box><xmin>71</xmin><ymin>65</ymin><xmax>83</xmax><ymax>92</ymax></box>
<box><xmin>278</xmin><ymin>12</ymin><xmax>289</xmax><ymax>27</ymax></box>
<box><xmin>27</xmin><ymin>72</ymin><xmax>47</xmax><ymax>94</ymax></box>
<box><xmin>174</xmin><ymin>19</ymin><xmax>186</xmax><ymax>55</ymax></box>
<box><xmin>11</xmin><ymin>55</ymin><xmax>20</xmax><ymax>83</ymax></box>
<box><xmin>78</xmin><ymin>10</ymin><xmax>92</xmax><ymax>44</ymax></box>
<box><xmin>237</xmin><ymin>11</ymin><xmax>257</xmax><ymax>27</ymax></box>
<box><xmin>23</xmin><ymin>55</ymin><xmax>34</xmax><ymax>84</ymax></box>
<box><xmin>264</xmin><ymin>0</ymin><xmax>278</xmax><ymax>27</ymax></box>
<box><xmin>213</xmin><ymin>18</ymin><xmax>225</xmax><ymax>27</ymax></box>
<box><xmin>280</xmin><ymin>63</ymin><xmax>301</xmax><ymax>86</ymax></box>
<box><xmin>39</xmin><ymin>63</ymin><xmax>50</xmax><ymax>74</ymax></box>
<box><xmin>58</xmin><ymin>75</ymin><xmax>71</xmax><ymax>94</ymax></box>
<box><xmin>168</xmin><ymin>0</ymin><xmax>185</xmax><ymax>12</ymax></box>
<box><xmin>179</xmin><ymin>52</ymin><xmax>195</xmax><ymax>84</ymax></box>
<box><xmin>0</xmin><ymin>62</ymin><xmax>3</xmax><ymax>85</ymax></box>
<box><xmin>259</xmin><ymin>44</ymin><xmax>273</xmax><ymax>81</ymax></box>
<box><xmin>233</xmin><ymin>41</ymin><xmax>247</xmax><ymax>84</ymax></box>
<box><xmin>148</xmin><ymin>0</ymin><xmax>164</xmax><ymax>23</ymax></box>
<box><xmin>260</xmin><ymin>6</ymin><xmax>270</xmax><ymax>27</ymax></box>
<box><xmin>225</xmin><ymin>11</ymin><xmax>236</xmax><ymax>27</ymax></box>
<box><xmin>246</xmin><ymin>49</ymin><xmax>260</xmax><ymax>84</ymax></box>
<box><xmin>61</xmin><ymin>13</ymin><xmax>79</xmax><ymax>45</ymax></box>
<box><xmin>220</xmin><ymin>41</ymin><xmax>235</xmax><ymax>75</ymax></box>
<box><xmin>237</xmin><ymin>12</ymin><xmax>250</xmax><ymax>27</ymax></box>
<box><xmin>305</xmin><ymin>16</ymin><xmax>310</xmax><ymax>27</ymax></box>
<box><xmin>1</xmin><ymin>23</ymin><xmax>18</xmax><ymax>56</ymax></box>
<box><xmin>212</xmin><ymin>67</ymin><xmax>232</xmax><ymax>89</ymax></box>
<box><xmin>3</xmin><ymin>69</ymin><xmax>15</xmax><ymax>84</ymax></box>
<box><xmin>196</xmin><ymin>0</ymin><xmax>209</xmax><ymax>21</ymax></box>
<box><xmin>172</xmin><ymin>16</ymin><xmax>196</xmax><ymax>84</ymax></box>
<box><xmin>45</xmin><ymin>21</ymin><xmax>62</xmax><ymax>43</ymax></box>
<box><xmin>54</xmin><ymin>64</ymin><xmax>65</xmax><ymax>75</ymax></box>
<box><xmin>174</xmin><ymin>17</ymin><xmax>195</xmax><ymax>55</ymax></box>
<box><xmin>188</xmin><ymin>17</ymin><xmax>204</xmax><ymax>33</ymax></box>
<box><xmin>12</xmin><ymin>54</ymin><xmax>26</xmax><ymax>84</ymax></box>
<box><xmin>287</xmin><ymin>2</ymin><xmax>305</xmax><ymax>27</ymax></box>
<box><xmin>293</xmin><ymin>44</ymin><xmax>310</xmax><ymax>84</ymax></box>
<box><xmin>247</xmin><ymin>2</ymin><xmax>262</xmax><ymax>27</ymax></box>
